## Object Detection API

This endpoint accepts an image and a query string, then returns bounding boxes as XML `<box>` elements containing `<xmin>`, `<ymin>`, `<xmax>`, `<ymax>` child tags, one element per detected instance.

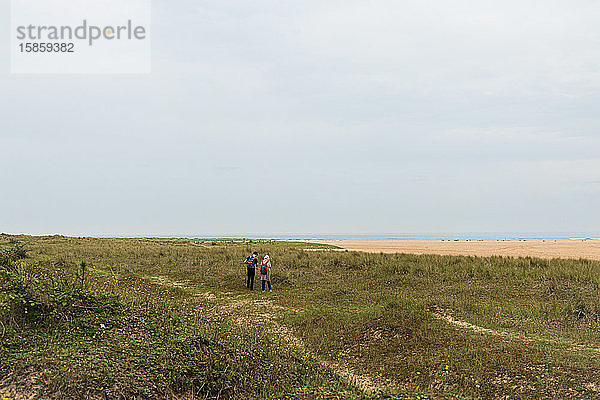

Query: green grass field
<box><xmin>2</xmin><ymin>234</ymin><xmax>600</xmax><ymax>399</ymax></box>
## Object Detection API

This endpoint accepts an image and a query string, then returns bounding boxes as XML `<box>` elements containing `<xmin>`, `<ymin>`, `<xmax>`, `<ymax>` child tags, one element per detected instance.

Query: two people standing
<box><xmin>244</xmin><ymin>251</ymin><xmax>272</xmax><ymax>292</ymax></box>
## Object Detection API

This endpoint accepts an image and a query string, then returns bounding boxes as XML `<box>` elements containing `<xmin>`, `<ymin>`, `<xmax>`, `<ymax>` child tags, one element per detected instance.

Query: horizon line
<box><xmin>2</xmin><ymin>232</ymin><xmax>600</xmax><ymax>240</ymax></box>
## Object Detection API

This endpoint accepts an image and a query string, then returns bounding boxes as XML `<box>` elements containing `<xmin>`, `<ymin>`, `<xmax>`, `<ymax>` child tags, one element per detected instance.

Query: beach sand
<box><xmin>305</xmin><ymin>239</ymin><xmax>600</xmax><ymax>261</ymax></box>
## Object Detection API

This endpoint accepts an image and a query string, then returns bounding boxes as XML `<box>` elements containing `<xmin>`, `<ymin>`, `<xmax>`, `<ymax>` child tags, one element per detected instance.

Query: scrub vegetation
<box><xmin>2</xmin><ymin>234</ymin><xmax>600</xmax><ymax>399</ymax></box>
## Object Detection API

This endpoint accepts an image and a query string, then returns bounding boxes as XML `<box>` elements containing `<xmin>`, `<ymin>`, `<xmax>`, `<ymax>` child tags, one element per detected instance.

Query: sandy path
<box><xmin>305</xmin><ymin>239</ymin><xmax>600</xmax><ymax>260</ymax></box>
<box><xmin>430</xmin><ymin>306</ymin><xmax>600</xmax><ymax>355</ymax></box>
<box><xmin>146</xmin><ymin>275</ymin><xmax>400</xmax><ymax>395</ymax></box>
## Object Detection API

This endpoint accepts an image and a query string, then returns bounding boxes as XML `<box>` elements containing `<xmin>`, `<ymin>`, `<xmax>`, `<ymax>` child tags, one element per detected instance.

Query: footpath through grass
<box><xmin>2</xmin><ymin>235</ymin><xmax>600</xmax><ymax>399</ymax></box>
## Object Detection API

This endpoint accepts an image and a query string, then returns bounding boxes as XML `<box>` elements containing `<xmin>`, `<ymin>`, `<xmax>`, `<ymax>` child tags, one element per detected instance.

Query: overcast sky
<box><xmin>1</xmin><ymin>0</ymin><xmax>600</xmax><ymax>237</ymax></box>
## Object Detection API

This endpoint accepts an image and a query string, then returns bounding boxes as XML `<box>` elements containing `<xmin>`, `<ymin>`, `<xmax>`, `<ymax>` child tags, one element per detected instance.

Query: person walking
<box><xmin>244</xmin><ymin>251</ymin><xmax>258</xmax><ymax>290</ymax></box>
<box><xmin>260</xmin><ymin>255</ymin><xmax>272</xmax><ymax>293</ymax></box>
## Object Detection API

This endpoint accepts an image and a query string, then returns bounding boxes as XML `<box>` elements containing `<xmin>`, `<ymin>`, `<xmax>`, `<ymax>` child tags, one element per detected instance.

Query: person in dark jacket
<box><xmin>244</xmin><ymin>251</ymin><xmax>258</xmax><ymax>290</ymax></box>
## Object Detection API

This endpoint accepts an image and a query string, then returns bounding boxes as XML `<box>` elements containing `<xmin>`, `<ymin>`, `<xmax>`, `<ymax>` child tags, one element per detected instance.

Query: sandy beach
<box><xmin>306</xmin><ymin>239</ymin><xmax>600</xmax><ymax>261</ymax></box>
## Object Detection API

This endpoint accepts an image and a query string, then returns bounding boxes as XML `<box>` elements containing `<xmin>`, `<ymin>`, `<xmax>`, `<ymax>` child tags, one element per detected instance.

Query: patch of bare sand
<box><xmin>0</xmin><ymin>370</ymin><xmax>45</xmax><ymax>400</ymax></box>
<box><xmin>303</xmin><ymin>239</ymin><xmax>600</xmax><ymax>260</ymax></box>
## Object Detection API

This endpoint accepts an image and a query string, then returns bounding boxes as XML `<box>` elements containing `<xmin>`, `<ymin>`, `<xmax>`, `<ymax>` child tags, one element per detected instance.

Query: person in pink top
<box><xmin>260</xmin><ymin>255</ymin><xmax>272</xmax><ymax>292</ymax></box>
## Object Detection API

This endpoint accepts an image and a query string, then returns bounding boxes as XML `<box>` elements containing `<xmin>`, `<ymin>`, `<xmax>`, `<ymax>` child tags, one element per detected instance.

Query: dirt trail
<box><xmin>147</xmin><ymin>276</ymin><xmax>600</xmax><ymax>396</ymax></box>
<box><xmin>431</xmin><ymin>306</ymin><xmax>600</xmax><ymax>355</ymax></box>
<box><xmin>146</xmin><ymin>275</ymin><xmax>400</xmax><ymax>395</ymax></box>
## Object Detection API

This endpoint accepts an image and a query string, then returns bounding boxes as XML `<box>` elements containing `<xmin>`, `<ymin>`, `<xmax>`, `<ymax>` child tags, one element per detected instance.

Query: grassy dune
<box><xmin>2</xmin><ymin>235</ymin><xmax>600</xmax><ymax>399</ymax></box>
